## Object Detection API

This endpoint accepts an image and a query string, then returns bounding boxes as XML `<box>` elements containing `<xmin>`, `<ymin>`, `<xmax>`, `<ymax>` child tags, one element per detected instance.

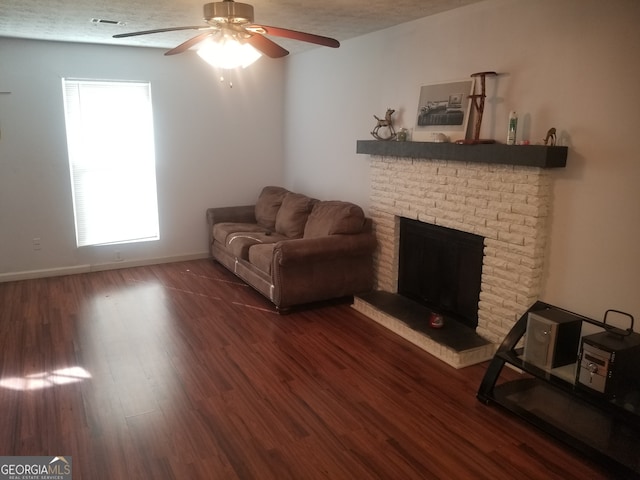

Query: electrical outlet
<box><xmin>114</xmin><ymin>250</ymin><xmax>122</xmax><ymax>261</ymax></box>
<box><xmin>32</xmin><ymin>237</ymin><xmax>41</xmax><ymax>251</ymax></box>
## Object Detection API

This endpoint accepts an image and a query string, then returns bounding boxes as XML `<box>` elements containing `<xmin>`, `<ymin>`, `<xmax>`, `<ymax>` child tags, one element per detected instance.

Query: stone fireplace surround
<box><xmin>352</xmin><ymin>148</ymin><xmax>555</xmax><ymax>367</ymax></box>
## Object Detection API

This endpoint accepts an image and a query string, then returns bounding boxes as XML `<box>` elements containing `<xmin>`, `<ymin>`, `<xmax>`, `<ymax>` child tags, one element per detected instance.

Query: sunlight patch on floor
<box><xmin>0</xmin><ymin>366</ymin><xmax>92</xmax><ymax>391</ymax></box>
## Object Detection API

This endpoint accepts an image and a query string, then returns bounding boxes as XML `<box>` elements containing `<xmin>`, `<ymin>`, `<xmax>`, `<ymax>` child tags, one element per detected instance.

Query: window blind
<box><xmin>62</xmin><ymin>79</ymin><xmax>160</xmax><ymax>247</ymax></box>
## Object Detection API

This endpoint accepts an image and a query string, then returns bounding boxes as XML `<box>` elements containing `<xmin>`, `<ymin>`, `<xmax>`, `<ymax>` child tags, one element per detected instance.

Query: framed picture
<box><xmin>413</xmin><ymin>79</ymin><xmax>475</xmax><ymax>142</ymax></box>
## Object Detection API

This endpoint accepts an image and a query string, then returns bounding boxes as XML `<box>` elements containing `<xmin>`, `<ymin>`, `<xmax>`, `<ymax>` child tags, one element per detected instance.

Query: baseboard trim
<box><xmin>0</xmin><ymin>252</ymin><xmax>210</xmax><ymax>283</ymax></box>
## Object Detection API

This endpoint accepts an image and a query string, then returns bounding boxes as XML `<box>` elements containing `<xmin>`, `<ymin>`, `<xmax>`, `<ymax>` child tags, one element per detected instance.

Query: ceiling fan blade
<box><xmin>249</xmin><ymin>25</ymin><xmax>339</xmax><ymax>48</ymax></box>
<box><xmin>113</xmin><ymin>26</ymin><xmax>206</xmax><ymax>38</ymax></box>
<box><xmin>164</xmin><ymin>32</ymin><xmax>213</xmax><ymax>56</ymax></box>
<box><xmin>245</xmin><ymin>34</ymin><xmax>289</xmax><ymax>58</ymax></box>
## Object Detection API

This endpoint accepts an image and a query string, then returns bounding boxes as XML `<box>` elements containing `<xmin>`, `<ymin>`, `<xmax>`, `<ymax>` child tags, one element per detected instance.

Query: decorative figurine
<box><xmin>544</xmin><ymin>127</ymin><xmax>557</xmax><ymax>146</ymax></box>
<box><xmin>456</xmin><ymin>71</ymin><xmax>497</xmax><ymax>144</ymax></box>
<box><xmin>371</xmin><ymin>108</ymin><xmax>397</xmax><ymax>141</ymax></box>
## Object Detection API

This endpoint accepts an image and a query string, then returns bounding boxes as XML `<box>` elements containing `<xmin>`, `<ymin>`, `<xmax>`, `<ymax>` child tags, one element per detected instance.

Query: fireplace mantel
<box><xmin>356</xmin><ymin>140</ymin><xmax>567</xmax><ymax>168</ymax></box>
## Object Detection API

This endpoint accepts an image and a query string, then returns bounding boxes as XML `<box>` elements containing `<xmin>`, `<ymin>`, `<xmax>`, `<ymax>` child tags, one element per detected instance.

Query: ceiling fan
<box><xmin>113</xmin><ymin>0</ymin><xmax>340</xmax><ymax>61</ymax></box>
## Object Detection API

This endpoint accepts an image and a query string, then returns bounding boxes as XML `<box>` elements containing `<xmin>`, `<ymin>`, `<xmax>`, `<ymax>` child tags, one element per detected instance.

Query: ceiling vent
<box><xmin>91</xmin><ymin>18</ymin><xmax>127</xmax><ymax>26</ymax></box>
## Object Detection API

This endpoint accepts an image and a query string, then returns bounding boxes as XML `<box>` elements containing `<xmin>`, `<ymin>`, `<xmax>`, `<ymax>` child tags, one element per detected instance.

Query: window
<box><xmin>62</xmin><ymin>79</ymin><xmax>159</xmax><ymax>247</ymax></box>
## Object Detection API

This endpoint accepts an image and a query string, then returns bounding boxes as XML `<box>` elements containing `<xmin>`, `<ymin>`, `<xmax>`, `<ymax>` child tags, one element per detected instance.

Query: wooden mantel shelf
<box><xmin>356</xmin><ymin>140</ymin><xmax>567</xmax><ymax>168</ymax></box>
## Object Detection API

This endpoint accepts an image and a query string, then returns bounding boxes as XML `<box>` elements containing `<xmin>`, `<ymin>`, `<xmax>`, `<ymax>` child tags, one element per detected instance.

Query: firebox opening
<box><xmin>398</xmin><ymin>217</ymin><xmax>484</xmax><ymax>329</ymax></box>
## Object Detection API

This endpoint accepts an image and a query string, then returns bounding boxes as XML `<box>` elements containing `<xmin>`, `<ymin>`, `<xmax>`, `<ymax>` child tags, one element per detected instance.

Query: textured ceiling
<box><xmin>0</xmin><ymin>0</ymin><xmax>484</xmax><ymax>54</ymax></box>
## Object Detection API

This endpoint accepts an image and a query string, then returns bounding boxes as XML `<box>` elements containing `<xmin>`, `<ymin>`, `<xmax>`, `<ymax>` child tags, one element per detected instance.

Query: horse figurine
<box><xmin>371</xmin><ymin>108</ymin><xmax>397</xmax><ymax>141</ymax></box>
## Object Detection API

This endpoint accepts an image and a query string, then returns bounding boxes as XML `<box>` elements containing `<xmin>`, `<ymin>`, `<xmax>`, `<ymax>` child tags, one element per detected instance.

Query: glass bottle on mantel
<box><xmin>507</xmin><ymin>111</ymin><xmax>518</xmax><ymax>145</ymax></box>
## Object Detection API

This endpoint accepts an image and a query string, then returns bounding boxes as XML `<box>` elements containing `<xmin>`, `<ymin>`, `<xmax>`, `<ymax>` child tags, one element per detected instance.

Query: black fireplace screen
<box><xmin>398</xmin><ymin>217</ymin><xmax>484</xmax><ymax>329</ymax></box>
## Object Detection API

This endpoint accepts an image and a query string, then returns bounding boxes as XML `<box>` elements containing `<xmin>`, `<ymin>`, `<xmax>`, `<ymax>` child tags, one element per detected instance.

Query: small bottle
<box><xmin>507</xmin><ymin>111</ymin><xmax>518</xmax><ymax>145</ymax></box>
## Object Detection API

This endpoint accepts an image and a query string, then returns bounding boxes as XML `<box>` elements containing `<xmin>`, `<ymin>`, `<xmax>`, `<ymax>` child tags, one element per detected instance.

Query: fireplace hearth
<box><xmin>353</xmin><ymin>291</ymin><xmax>493</xmax><ymax>368</ymax></box>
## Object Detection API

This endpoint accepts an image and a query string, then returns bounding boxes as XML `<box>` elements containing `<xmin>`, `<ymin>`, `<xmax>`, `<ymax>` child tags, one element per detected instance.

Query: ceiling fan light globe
<box><xmin>197</xmin><ymin>35</ymin><xmax>262</xmax><ymax>69</ymax></box>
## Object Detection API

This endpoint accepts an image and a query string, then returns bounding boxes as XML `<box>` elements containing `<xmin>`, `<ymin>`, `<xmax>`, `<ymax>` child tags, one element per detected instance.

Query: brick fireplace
<box><xmin>353</xmin><ymin>145</ymin><xmax>558</xmax><ymax>366</ymax></box>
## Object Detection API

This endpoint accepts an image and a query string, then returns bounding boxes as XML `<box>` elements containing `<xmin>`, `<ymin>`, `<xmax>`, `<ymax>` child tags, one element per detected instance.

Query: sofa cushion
<box><xmin>303</xmin><ymin>201</ymin><xmax>366</xmax><ymax>238</ymax></box>
<box><xmin>248</xmin><ymin>243</ymin><xmax>276</xmax><ymax>275</ymax></box>
<box><xmin>226</xmin><ymin>231</ymin><xmax>284</xmax><ymax>260</ymax></box>
<box><xmin>255</xmin><ymin>186</ymin><xmax>289</xmax><ymax>230</ymax></box>
<box><xmin>274</xmin><ymin>192</ymin><xmax>316</xmax><ymax>238</ymax></box>
<box><xmin>213</xmin><ymin>222</ymin><xmax>266</xmax><ymax>245</ymax></box>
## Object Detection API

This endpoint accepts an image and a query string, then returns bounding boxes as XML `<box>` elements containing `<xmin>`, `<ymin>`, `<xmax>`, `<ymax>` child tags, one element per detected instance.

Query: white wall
<box><xmin>0</xmin><ymin>38</ymin><xmax>285</xmax><ymax>278</ymax></box>
<box><xmin>284</xmin><ymin>0</ymin><xmax>640</xmax><ymax>324</ymax></box>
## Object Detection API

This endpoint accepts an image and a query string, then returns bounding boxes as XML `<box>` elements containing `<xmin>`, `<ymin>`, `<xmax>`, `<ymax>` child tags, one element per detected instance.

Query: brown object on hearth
<box><xmin>429</xmin><ymin>312</ymin><xmax>445</xmax><ymax>329</ymax></box>
<box><xmin>544</xmin><ymin>127</ymin><xmax>557</xmax><ymax>146</ymax></box>
<box><xmin>456</xmin><ymin>71</ymin><xmax>497</xmax><ymax>144</ymax></box>
<box><xmin>371</xmin><ymin>108</ymin><xmax>397</xmax><ymax>141</ymax></box>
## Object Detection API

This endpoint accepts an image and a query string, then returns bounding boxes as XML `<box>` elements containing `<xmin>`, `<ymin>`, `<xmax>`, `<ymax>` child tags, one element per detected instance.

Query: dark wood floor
<box><xmin>0</xmin><ymin>259</ymin><xmax>613</xmax><ymax>479</ymax></box>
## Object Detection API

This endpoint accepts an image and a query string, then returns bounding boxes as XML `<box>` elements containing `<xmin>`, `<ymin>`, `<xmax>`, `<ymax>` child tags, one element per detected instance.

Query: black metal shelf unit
<box><xmin>478</xmin><ymin>301</ymin><xmax>640</xmax><ymax>477</ymax></box>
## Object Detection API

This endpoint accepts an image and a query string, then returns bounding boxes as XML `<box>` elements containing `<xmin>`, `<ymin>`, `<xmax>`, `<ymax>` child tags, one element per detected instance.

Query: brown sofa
<box><xmin>206</xmin><ymin>186</ymin><xmax>376</xmax><ymax>311</ymax></box>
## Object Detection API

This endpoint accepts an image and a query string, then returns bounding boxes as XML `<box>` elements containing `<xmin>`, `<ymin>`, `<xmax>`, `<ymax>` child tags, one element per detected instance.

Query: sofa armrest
<box><xmin>273</xmin><ymin>233</ymin><xmax>376</xmax><ymax>265</ymax></box>
<box><xmin>270</xmin><ymin>233</ymin><xmax>376</xmax><ymax>308</ymax></box>
<box><xmin>206</xmin><ymin>205</ymin><xmax>256</xmax><ymax>226</ymax></box>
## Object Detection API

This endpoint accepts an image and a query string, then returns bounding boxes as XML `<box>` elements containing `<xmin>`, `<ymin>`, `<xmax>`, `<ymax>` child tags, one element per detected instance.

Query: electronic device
<box><xmin>577</xmin><ymin>329</ymin><xmax>640</xmax><ymax>400</ymax></box>
<box><xmin>523</xmin><ymin>308</ymin><xmax>582</xmax><ymax>370</ymax></box>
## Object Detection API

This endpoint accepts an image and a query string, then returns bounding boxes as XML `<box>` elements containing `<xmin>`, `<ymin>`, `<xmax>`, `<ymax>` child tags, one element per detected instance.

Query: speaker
<box><xmin>523</xmin><ymin>308</ymin><xmax>582</xmax><ymax>370</ymax></box>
